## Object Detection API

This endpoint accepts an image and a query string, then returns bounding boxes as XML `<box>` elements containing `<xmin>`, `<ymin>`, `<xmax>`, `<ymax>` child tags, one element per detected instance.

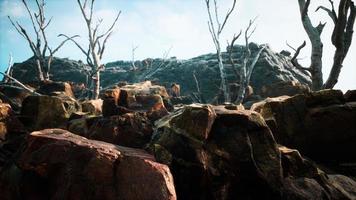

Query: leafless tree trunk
<box><xmin>3</xmin><ymin>54</ymin><xmax>14</xmax><ymax>83</ymax></box>
<box><xmin>8</xmin><ymin>0</ymin><xmax>77</xmax><ymax>82</ymax></box>
<box><xmin>61</xmin><ymin>0</ymin><xmax>121</xmax><ymax>99</ymax></box>
<box><xmin>227</xmin><ymin>19</ymin><xmax>266</xmax><ymax>104</ymax></box>
<box><xmin>297</xmin><ymin>0</ymin><xmax>325</xmax><ymax>90</ymax></box>
<box><xmin>139</xmin><ymin>46</ymin><xmax>173</xmax><ymax>82</ymax></box>
<box><xmin>0</xmin><ymin>72</ymin><xmax>41</xmax><ymax>96</ymax></box>
<box><xmin>296</xmin><ymin>0</ymin><xmax>355</xmax><ymax>90</ymax></box>
<box><xmin>321</xmin><ymin>0</ymin><xmax>356</xmax><ymax>88</ymax></box>
<box><xmin>131</xmin><ymin>45</ymin><xmax>139</xmax><ymax>71</ymax></box>
<box><xmin>205</xmin><ymin>0</ymin><xmax>237</xmax><ymax>103</ymax></box>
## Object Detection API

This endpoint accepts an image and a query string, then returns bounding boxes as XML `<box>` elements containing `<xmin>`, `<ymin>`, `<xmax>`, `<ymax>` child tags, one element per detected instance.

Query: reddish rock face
<box><xmin>149</xmin><ymin>104</ymin><xmax>283</xmax><ymax>199</ymax></box>
<box><xmin>261</xmin><ymin>80</ymin><xmax>310</xmax><ymax>98</ymax></box>
<box><xmin>101</xmin><ymin>88</ymin><xmax>121</xmax><ymax>117</ymax></box>
<box><xmin>0</xmin><ymin>85</ymin><xmax>32</xmax><ymax>112</ymax></box>
<box><xmin>21</xmin><ymin>95</ymin><xmax>81</xmax><ymax>131</ymax></box>
<box><xmin>257</xmin><ymin>90</ymin><xmax>356</xmax><ymax>163</ymax></box>
<box><xmin>250</xmin><ymin>95</ymin><xmax>291</xmax><ymax>112</ymax></box>
<box><xmin>17</xmin><ymin>129</ymin><xmax>176</xmax><ymax>200</ymax></box>
<box><xmin>36</xmin><ymin>81</ymin><xmax>75</xmax><ymax>98</ymax></box>
<box><xmin>101</xmin><ymin>81</ymin><xmax>169</xmax><ymax>120</ymax></box>
<box><xmin>81</xmin><ymin>99</ymin><xmax>103</xmax><ymax>115</ymax></box>
<box><xmin>0</xmin><ymin>103</ymin><xmax>26</xmax><ymax>141</ymax></box>
<box><xmin>344</xmin><ymin>90</ymin><xmax>356</xmax><ymax>102</ymax></box>
<box><xmin>86</xmin><ymin>113</ymin><xmax>154</xmax><ymax>148</ymax></box>
<box><xmin>149</xmin><ymin>104</ymin><xmax>356</xmax><ymax>199</ymax></box>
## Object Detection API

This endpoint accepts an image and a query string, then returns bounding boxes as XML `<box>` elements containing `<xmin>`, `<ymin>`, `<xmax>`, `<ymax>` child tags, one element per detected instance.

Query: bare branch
<box><xmin>227</xmin><ymin>31</ymin><xmax>242</xmax><ymax>79</ymax></box>
<box><xmin>316</xmin><ymin>22</ymin><xmax>327</xmax><ymax>35</ymax></box>
<box><xmin>52</xmin><ymin>35</ymin><xmax>80</xmax><ymax>54</ymax></box>
<box><xmin>8</xmin><ymin>17</ymin><xmax>38</xmax><ymax>56</ymax></box>
<box><xmin>96</xmin><ymin>11</ymin><xmax>121</xmax><ymax>41</ymax></box>
<box><xmin>131</xmin><ymin>45</ymin><xmax>139</xmax><ymax>70</ymax></box>
<box><xmin>246</xmin><ymin>45</ymin><xmax>267</xmax><ymax>82</ymax></box>
<box><xmin>219</xmin><ymin>0</ymin><xmax>237</xmax><ymax>34</ymax></box>
<box><xmin>316</xmin><ymin>5</ymin><xmax>337</xmax><ymax>23</ymax></box>
<box><xmin>22</xmin><ymin>0</ymin><xmax>40</xmax><ymax>42</ymax></box>
<box><xmin>58</xmin><ymin>34</ymin><xmax>89</xmax><ymax>58</ymax></box>
<box><xmin>0</xmin><ymin>72</ymin><xmax>41</xmax><ymax>95</ymax></box>
<box><xmin>3</xmin><ymin>54</ymin><xmax>14</xmax><ymax>83</ymax></box>
<box><xmin>302</xmin><ymin>0</ymin><xmax>311</xmax><ymax>19</ymax></box>
<box><xmin>99</xmin><ymin>31</ymin><xmax>113</xmax><ymax>59</ymax></box>
<box><xmin>287</xmin><ymin>41</ymin><xmax>312</xmax><ymax>72</ymax></box>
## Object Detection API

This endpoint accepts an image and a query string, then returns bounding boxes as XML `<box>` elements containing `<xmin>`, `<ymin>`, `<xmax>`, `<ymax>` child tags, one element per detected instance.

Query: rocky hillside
<box><xmin>11</xmin><ymin>43</ymin><xmax>311</xmax><ymax>101</ymax></box>
<box><xmin>0</xmin><ymin>79</ymin><xmax>355</xmax><ymax>199</ymax></box>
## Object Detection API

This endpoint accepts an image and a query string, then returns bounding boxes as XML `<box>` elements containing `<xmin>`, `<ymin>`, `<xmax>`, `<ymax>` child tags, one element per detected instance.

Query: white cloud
<box><xmin>1</xmin><ymin>0</ymin><xmax>355</xmax><ymax>90</ymax></box>
<box><xmin>0</xmin><ymin>0</ymin><xmax>26</xmax><ymax>18</ymax></box>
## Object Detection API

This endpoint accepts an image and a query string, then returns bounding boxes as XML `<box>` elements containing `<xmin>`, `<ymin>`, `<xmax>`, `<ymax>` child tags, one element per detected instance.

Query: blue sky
<box><xmin>0</xmin><ymin>0</ymin><xmax>355</xmax><ymax>91</ymax></box>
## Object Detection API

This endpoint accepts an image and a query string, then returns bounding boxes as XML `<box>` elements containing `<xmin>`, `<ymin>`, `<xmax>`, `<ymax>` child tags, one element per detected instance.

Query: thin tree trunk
<box><xmin>323</xmin><ymin>50</ymin><xmax>345</xmax><ymax>89</ymax></box>
<box><xmin>309</xmin><ymin>40</ymin><xmax>324</xmax><ymax>90</ymax></box>
<box><xmin>298</xmin><ymin>0</ymin><xmax>325</xmax><ymax>91</ymax></box>
<box><xmin>93</xmin><ymin>71</ymin><xmax>100</xmax><ymax>99</ymax></box>
<box><xmin>216</xmin><ymin>45</ymin><xmax>230</xmax><ymax>103</ymax></box>
<box><xmin>36</xmin><ymin>58</ymin><xmax>45</xmax><ymax>81</ymax></box>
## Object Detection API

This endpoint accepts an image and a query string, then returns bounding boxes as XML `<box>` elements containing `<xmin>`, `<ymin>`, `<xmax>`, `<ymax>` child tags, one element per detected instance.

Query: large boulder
<box><xmin>101</xmin><ymin>81</ymin><xmax>169</xmax><ymax>120</ymax></box>
<box><xmin>11</xmin><ymin>57</ymin><xmax>89</xmax><ymax>83</ymax></box>
<box><xmin>0</xmin><ymin>85</ymin><xmax>32</xmax><ymax>112</ymax></box>
<box><xmin>279</xmin><ymin>146</ymin><xmax>356</xmax><ymax>200</ymax></box>
<box><xmin>148</xmin><ymin>104</ymin><xmax>356</xmax><ymax>199</ymax></box>
<box><xmin>36</xmin><ymin>81</ymin><xmax>75</xmax><ymax>98</ymax></box>
<box><xmin>257</xmin><ymin>90</ymin><xmax>356</xmax><ymax>163</ymax></box>
<box><xmin>21</xmin><ymin>95</ymin><xmax>80</xmax><ymax>130</ymax></box>
<box><xmin>83</xmin><ymin>112</ymin><xmax>154</xmax><ymax>148</ymax></box>
<box><xmin>4</xmin><ymin>129</ymin><xmax>176</xmax><ymax>200</ymax></box>
<box><xmin>148</xmin><ymin>104</ymin><xmax>283</xmax><ymax>199</ymax></box>
<box><xmin>81</xmin><ymin>99</ymin><xmax>103</xmax><ymax>115</ymax></box>
<box><xmin>261</xmin><ymin>80</ymin><xmax>310</xmax><ymax>98</ymax></box>
<box><xmin>0</xmin><ymin>103</ymin><xmax>26</xmax><ymax>142</ymax></box>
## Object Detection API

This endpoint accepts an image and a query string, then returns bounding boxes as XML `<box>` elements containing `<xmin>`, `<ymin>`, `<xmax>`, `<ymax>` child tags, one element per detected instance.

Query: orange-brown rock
<box><xmin>14</xmin><ymin>129</ymin><xmax>176</xmax><ymax>200</ymax></box>
<box><xmin>149</xmin><ymin>104</ymin><xmax>356</xmax><ymax>199</ymax></box>
<box><xmin>21</xmin><ymin>95</ymin><xmax>80</xmax><ymax>130</ymax></box>
<box><xmin>101</xmin><ymin>82</ymin><xmax>169</xmax><ymax>119</ymax></box>
<box><xmin>119</xmin><ymin>81</ymin><xmax>169</xmax><ymax>108</ymax></box>
<box><xmin>149</xmin><ymin>104</ymin><xmax>282</xmax><ymax>199</ymax></box>
<box><xmin>0</xmin><ymin>103</ymin><xmax>26</xmax><ymax>141</ymax></box>
<box><xmin>261</xmin><ymin>80</ymin><xmax>310</xmax><ymax>98</ymax></box>
<box><xmin>250</xmin><ymin>95</ymin><xmax>290</xmax><ymax>112</ymax></box>
<box><xmin>0</xmin><ymin>85</ymin><xmax>32</xmax><ymax>112</ymax></box>
<box><xmin>36</xmin><ymin>81</ymin><xmax>75</xmax><ymax>98</ymax></box>
<box><xmin>258</xmin><ymin>90</ymin><xmax>356</xmax><ymax>163</ymax></box>
<box><xmin>344</xmin><ymin>90</ymin><xmax>356</xmax><ymax>102</ymax></box>
<box><xmin>81</xmin><ymin>99</ymin><xmax>103</xmax><ymax>115</ymax></box>
<box><xmin>86</xmin><ymin>112</ymin><xmax>153</xmax><ymax>148</ymax></box>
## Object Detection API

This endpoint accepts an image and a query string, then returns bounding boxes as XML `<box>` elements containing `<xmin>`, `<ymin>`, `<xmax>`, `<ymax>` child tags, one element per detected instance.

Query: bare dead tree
<box><xmin>2</xmin><ymin>54</ymin><xmax>14</xmax><ymax>83</ymax></box>
<box><xmin>227</xmin><ymin>18</ymin><xmax>266</xmax><ymax>104</ymax></box>
<box><xmin>296</xmin><ymin>0</ymin><xmax>355</xmax><ymax>90</ymax></box>
<box><xmin>139</xmin><ymin>46</ymin><xmax>173</xmax><ymax>82</ymax></box>
<box><xmin>131</xmin><ymin>45</ymin><xmax>139</xmax><ymax>71</ymax></box>
<box><xmin>297</xmin><ymin>0</ymin><xmax>325</xmax><ymax>90</ymax></box>
<box><xmin>192</xmin><ymin>70</ymin><xmax>205</xmax><ymax>103</ymax></box>
<box><xmin>205</xmin><ymin>0</ymin><xmax>237</xmax><ymax>103</ymax></box>
<box><xmin>227</xmin><ymin>31</ymin><xmax>242</xmax><ymax>80</ymax></box>
<box><xmin>286</xmin><ymin>41</ymin><xmax>311</xmax><ymax>74</ymax></box>
<box><xmin>320</xmin><ymin>0</ymin><xmax>356</xmax><ymax>88</ymax></box>
<box><xmin>8</xmin><ymin>0</ymin><xmax>78</xmax><ymax>81</ymax></box>
<box><xmin>0</xmin><ymin>71</ymin><xmax>41</xmax><ymax>95</ymax></box>
<box><xmin>60</xmin><ymin>0</ymin><xmax>121</xmax><ymax>99</ymax></box>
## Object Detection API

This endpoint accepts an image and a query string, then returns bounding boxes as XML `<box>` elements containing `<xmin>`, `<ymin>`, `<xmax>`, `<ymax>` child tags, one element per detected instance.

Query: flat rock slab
<box><xmin>18</xmin><ymin>129</ymin><xmax>176</xmax><ymax>200</ymax></box>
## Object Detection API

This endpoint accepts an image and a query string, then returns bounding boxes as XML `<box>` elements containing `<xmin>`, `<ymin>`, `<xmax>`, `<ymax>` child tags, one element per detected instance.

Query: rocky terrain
<box><xmin>11</xmin><ymin>43</ymin><xmax>311</xmax><ymax>102</ymax></box>
<box><xmin>0</xmin><ymin>45</ymin><xmax>355</xmax><ymax>199</ymax></box>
